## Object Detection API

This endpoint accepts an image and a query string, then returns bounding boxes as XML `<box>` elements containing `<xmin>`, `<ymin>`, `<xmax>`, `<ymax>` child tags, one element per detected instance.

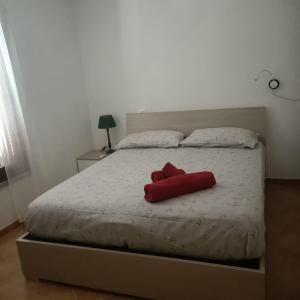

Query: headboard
<box><xmin>126</xmin><ymin>107</ymin><xmax>266</xmax><ymax>141</ymax></box>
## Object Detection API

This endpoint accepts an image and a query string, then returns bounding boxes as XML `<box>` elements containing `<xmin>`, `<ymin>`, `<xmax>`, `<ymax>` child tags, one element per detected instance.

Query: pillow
<box><xmin>180</xmin><ymin>127</ymin><xmax>259</xmax><ymax>149</ymax></box>
<box><xmin>114</xmin><ymin>130</ymin><xmax>184</xmax><ymax>149</ymax></box>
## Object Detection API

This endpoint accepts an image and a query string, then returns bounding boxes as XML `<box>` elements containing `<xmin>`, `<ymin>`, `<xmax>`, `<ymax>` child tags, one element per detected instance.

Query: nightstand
<box><xmin>76</xmin><ymin>150</ymin><xmax>108</xmax><ymax>172</ymax></box>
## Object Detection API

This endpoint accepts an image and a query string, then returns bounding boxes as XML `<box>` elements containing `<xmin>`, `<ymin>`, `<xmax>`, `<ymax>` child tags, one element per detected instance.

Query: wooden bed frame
<box><xmin>17</xmin><ymin>107</ymin><xmax>266</xmax><ymax>300</ymax></box>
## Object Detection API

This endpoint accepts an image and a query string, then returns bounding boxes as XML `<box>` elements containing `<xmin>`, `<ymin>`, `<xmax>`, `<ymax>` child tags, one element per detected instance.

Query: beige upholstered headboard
<box><xmin>126</xmin><ymin>107</ymin><xmax>266</xmax><ymax>141</ymax></box>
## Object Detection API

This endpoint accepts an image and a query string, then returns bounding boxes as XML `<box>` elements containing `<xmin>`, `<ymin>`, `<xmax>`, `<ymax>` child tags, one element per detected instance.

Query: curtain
<box><xmin>0</xmin><ymin>10</ymin><xmax>40</xmax><ymax>220</ymax></box>
<box><xmin>0</xmin><ymin>22</ymin><xmax>29</xmax><ymax>177</ymax></box>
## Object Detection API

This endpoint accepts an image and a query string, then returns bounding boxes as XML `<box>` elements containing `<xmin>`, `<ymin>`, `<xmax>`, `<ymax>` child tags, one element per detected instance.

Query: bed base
<box><xmin>17</xmin><ymin>233</ymin><xmax>265</xmax><ymax>300</ymax></box>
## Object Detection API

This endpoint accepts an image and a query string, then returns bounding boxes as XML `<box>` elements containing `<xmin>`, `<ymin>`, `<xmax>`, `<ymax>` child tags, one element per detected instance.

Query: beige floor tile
<box><xmin>73</xmin><ymin>287</ymin><xmax>136</xmax><ymax>300</ymax></box>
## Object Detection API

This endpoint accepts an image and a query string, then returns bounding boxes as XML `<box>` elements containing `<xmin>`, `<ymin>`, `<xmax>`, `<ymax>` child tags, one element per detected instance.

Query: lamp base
<box><xmin>105</xmin><ymin>148</ymin><xmax>115</xmax><ymax>154</ymax></box>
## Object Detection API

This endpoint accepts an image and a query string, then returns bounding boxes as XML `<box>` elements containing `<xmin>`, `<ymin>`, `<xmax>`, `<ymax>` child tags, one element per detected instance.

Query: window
<box><xmin>0</xmin><ymin>20</ymin><xmax>29</xmax><ymax>179</ymax></box>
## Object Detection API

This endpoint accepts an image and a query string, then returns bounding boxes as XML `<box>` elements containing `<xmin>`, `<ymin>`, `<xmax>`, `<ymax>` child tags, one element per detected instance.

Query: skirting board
<box><xmin>17</xmin><ymin>233</ymin><xmax>265</xmax><ymax>300</ymax></box>
<box><xmin>0</xmin><ymin>220</ymin><xmax>20</xmax><ymax>237</ymax></box>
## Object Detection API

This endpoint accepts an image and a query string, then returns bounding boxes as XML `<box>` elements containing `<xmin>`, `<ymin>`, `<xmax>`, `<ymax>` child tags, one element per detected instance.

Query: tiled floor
<box><xmin>0</xmin><ymin>180</ymin><xmax>299</xmax><ymax>299</ymax></box>
<box><xmin>265</xmin><ymin>180</ymin><xmax>300</xmax><ymax>300</ymax></box>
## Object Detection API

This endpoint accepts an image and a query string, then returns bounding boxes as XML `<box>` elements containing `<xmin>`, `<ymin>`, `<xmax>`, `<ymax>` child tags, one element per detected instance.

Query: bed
<box><xmin>17</xmin><ymin>107</ymin><xmax>266</xmax><ymax>300</ymax></box>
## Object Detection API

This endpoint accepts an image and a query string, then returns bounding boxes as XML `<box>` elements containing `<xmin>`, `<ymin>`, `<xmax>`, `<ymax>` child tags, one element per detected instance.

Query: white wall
<box><xmin>74</xmin><ymin>0</ymin><xmax>300</xmax><ymax>179</ymax></box>
<box><xmin>0</xmin><ymin>185</ymin><xmax>17</xmax><ymax>230</ymax></box>
<box><xmin>0</xmin><ymin>0</ymin><xmax>93</xmax><ymax>225</ymax></box>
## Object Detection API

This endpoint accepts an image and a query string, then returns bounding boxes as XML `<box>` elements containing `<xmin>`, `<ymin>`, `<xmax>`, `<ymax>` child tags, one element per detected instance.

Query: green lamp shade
<box><xmin>98</xmin><ymin>115</ymin><xmax>116</xmax><ymax>129</ymax></box>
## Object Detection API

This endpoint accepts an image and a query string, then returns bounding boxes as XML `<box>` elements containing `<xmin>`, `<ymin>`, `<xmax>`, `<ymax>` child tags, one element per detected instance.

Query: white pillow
<box><xmin>115</xmin><ymin>130</ymin><xmax>184</xmax><ymax>149</ymax></box>
<box><xmin>180</xmin><ymin>127</ymin><xmax>259</xmax><ymax>149</ymax></box>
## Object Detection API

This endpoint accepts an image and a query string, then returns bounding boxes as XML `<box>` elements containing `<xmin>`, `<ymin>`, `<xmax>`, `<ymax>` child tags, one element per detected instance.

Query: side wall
<box><xmin>0</xmin><ymin>185</ymin><xmax>16</xmax><ymax>230</ymax></box>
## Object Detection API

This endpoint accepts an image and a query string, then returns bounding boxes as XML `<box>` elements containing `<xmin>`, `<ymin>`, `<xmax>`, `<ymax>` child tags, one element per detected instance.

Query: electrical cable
<box><xmin>254</xmin><ymin>69</ymin><xmax>300</xmax><ymax>102</ymax></box>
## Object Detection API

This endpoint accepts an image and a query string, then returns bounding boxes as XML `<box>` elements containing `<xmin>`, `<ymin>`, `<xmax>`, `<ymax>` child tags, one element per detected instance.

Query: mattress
<box><xmin>25</xmin><ymin>144</ymin><xmax>265</xmax><ymax>261</ymax></box>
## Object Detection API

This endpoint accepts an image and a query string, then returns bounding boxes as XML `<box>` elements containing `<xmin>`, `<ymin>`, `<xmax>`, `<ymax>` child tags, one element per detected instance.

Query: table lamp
<box><xmin>98</xmin><ymin>115</ymin><xmax>116</xmax><ymax>153</ymax></box>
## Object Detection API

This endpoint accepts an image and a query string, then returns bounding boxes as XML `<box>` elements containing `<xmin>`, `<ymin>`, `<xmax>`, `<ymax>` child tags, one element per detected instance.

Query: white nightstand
<box><xmin>76</xmin><ymin>150</ymin><xmax>108</xmax><ymax>172</ymax></box>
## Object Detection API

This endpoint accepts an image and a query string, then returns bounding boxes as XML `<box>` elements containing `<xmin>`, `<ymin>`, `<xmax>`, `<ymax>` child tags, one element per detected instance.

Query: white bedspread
<box><xmin>25</xmin><ymin>145</ymin><xmax>265</xmax><ymax>260</ymax></box>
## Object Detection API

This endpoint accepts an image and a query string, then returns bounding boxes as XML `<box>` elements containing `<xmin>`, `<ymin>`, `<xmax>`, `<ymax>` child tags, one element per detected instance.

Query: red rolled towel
<box><xmin>144</xmin><ymin>171</ymin><xmax>216</xmax><ymax>202</ymax></box>
<box><xmin>151</xmin><ymin>171</ymin><xmax>166</xmax><ymax>182</ymax></box>
<box><xmin>162</xmin><ymin>162</ymin><xmax>186</xmax><ymax>178</ymax></box>
<box><xmin>151</xmin><ymin>162</ymin><xmax>185</xmax><ymax>182</ymax></box>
